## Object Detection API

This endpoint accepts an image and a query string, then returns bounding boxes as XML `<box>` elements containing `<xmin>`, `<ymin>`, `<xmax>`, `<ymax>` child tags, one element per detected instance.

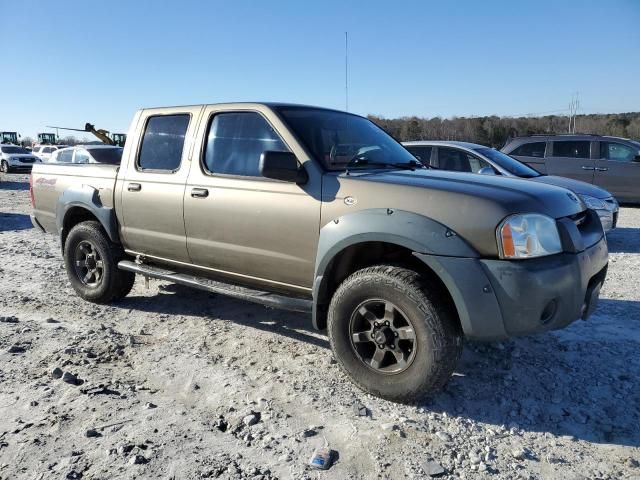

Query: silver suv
<box><xmin>501</xmin><ymin>134</ymin><xmax>640</xmax><ymax>204</ymax></box>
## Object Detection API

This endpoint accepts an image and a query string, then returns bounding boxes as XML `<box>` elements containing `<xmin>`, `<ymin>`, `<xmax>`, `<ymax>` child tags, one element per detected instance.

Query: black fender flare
<box><xmin>311</xmin><ymin>208</ymin><xmax>478</xmax><ymax>329</ymax></box>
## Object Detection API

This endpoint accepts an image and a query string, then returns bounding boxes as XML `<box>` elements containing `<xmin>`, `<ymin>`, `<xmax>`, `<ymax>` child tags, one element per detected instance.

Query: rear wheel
<box><xmin>0</xmin><ymin>160</ymin><xmax>9</xmax><ymax>173</ymax></box>
<box><xmin>328</xmin><ymin>265</ymin><xmax>462</xmax><ymax>403</ymax></box>
<box><xmin>63</xmin><ymin>221</ymin><xmax>135</xmax><ymax>303</ymax></box>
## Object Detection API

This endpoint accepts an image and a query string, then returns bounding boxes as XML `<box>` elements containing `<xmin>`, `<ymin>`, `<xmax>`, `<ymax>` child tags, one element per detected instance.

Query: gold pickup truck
<box><xmin>30</xmin><ymin>103</ymin><xmax>609</xmax><ymax>403</ymax></box>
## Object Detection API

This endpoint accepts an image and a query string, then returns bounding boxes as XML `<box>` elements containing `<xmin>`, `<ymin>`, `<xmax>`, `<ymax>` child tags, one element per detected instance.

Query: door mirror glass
<box><xmin>478</xmin><ymin>166</ymin><xmax>496</xmax><ymax>175</ymax></box>
<box><xmin>259</xmin><ymin>151</ymin><xmax>308</xmax><ymax>184</ymax></box>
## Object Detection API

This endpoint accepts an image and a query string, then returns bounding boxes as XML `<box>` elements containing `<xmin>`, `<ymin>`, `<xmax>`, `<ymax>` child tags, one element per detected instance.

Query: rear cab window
<box><xmin>203</xmin><ymin>111</ymin><xmax>288</xmax><ymax>177</ymax></box>
<box><xmin>137</xmin><ymin>114</ymin><xmax>190</xmax><ymax>172</ymax></box>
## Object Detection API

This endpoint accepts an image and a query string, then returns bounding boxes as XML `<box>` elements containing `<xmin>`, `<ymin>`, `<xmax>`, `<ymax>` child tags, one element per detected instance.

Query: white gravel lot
<box><xmin>0</xmin><ymin>172</ymin><xmax>639</xmax><ymax>480</ymax></box>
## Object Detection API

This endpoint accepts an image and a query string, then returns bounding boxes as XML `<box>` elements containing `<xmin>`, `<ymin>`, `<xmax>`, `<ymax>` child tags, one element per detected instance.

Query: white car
<box><xmin>32</xmin><ymin>145</ymin><xmax>68</xmax><ymax>162</ymax></box>
<box><xmin>49</xmin><ymin>145</ymin><xmax>123</xmax><ymax>165</ymax></box>
<box><xmin>0</xmin><ymin>145</ymin><xmax>41</xmax><ymax>173</ymax></box>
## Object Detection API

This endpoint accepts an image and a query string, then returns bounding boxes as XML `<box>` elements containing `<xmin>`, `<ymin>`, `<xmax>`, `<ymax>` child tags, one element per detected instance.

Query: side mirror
<box><xmin>478</xmin><ymin>166</ymin><xmax>496</xmax><ymax>175</ymax></box>
<box><xmin>260</xmin><ymin>151</ymin><xmax>308</xmax><ymax>184</ymax></box>
<box><xmin>634</xmin><ymin>154</ymin><xmax>640</xmax><ymax>163</ymax></box>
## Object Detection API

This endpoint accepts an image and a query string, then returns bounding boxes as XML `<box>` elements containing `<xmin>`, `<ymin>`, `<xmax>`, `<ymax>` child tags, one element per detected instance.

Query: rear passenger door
<box><xmin>545</xmin><ymin>140</ymin><xmax>595</xmax><ymax>184</ymax></box>
<box><xmin>183</xmin><ymin>106</ymin><xmax>322</xmax><ymax>291</ymax></box>
<box><xmin>595</xmin><ymin>141</ymin><xmax>640</xmax><ymax>202</ymax></box>
<box><xmin>118</xmin><ymin>107</ymin><xmax>203</xmax><ymax>263</ymax></box>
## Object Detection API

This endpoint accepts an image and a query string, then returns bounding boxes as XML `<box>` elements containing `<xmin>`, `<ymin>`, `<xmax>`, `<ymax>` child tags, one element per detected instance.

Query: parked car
<box><xmin>30</xmin><ymin>103</ymin><xmax>608</xmax><ymax>403</ymax></box>
<box><xmin>49</xmin><ymin>145</ymin><xmax>124</xmax><ymax>165</ymax></box>
<box><xmin>0</xmin><ymin>145</ymin><xmax>41</xmax><ymax>173</ymax></box>
<box><xmin>403</xmin><ymin>141</ymin><xmax>619</xmax><ymax>232</ymax></box>
<box><xmin>501</xmin><ymin>134</ymin><xmax>640</xmax><ymax>204</ymax></box>
<box><xmin>32</xmin><ymin>145</ymin><xmax>68</xmax><ymax>162</ymax></box>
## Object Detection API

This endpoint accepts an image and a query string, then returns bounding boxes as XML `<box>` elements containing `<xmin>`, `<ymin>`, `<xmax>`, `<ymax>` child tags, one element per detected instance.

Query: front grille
<box><xmin>569</xmin><ymin>211</ymin><xmax>588</xmax><ymax>227</ymax></box>
<box><xmin>19</xmin><ymin>158</ymin><xmax>35</xmax><ymax>163</ymax></box>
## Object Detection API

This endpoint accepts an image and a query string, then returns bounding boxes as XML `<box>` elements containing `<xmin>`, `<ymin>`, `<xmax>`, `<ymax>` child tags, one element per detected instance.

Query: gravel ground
<box><xmin>0</xmin><ymin>172</ymin><xmax>639</xmax><ymax>480</ymax></box>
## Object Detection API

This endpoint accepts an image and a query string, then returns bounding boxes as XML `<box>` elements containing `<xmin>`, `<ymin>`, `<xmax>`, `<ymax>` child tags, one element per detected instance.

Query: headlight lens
<box><xmin>579</xmin><ymin>194</ymin><xmax>607</xmax><ymax>211</ymax></box>
<box><xmin>497</xmin><ymin>213</ymin><xmax>562</xmax><ymax>259</ymax></box>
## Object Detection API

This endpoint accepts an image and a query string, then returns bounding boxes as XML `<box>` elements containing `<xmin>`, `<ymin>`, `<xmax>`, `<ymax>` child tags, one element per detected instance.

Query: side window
<box><xmin>438</xmin><ymin>147</ymin><xmax>486</xmax><ymax>173</ymax></box>
<box><xmin>552</xmin><ymin>141</ymin><xmax>590</xmax><ymax>159</ymax></box>
<box><xmin>600</xmin><ymin>142</ymin><xmax>635</xmax><ymax>162</ymax></box>
<box><xmin>43</xmin><ymin>147</ymin><xmax>53</xmax><ymax>154</ymax></box>
<box><xmin>204</xmin><ymin>112</ymin><xmax>288</xmax><ymax>177</ymax></box>
<box><xmin>510</xmin><ymin>142</ymin><xmax>546</xmax><ymax>158</ymax></box>
<box><xmin>137</xmin><ymin>114</ymin><xmax>190</xmax><ymax>172</ymax></box>
<box><xmin>406</xmin><ymin>146</ymin><xmax>432</xmax><ymax>163</ymax></box>
<box><xmin>74</xmin><ymin>149</ymin><xmax>90</xmax><ymax>163</ymax></box>
<box><xmin>58</xmin><ymin>149</ymin><xmax>73</xmax><ymax>163</ymax></box>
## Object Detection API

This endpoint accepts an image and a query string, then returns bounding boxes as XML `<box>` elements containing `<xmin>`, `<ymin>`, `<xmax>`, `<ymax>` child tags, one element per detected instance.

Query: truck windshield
<box><xmin>88</xmin><ymin>147</ymin><xmax>123</xmax><ymax>165</ymax></box>
<box><xmin>276</xmin><ymin>107</ymin><xmax>418</xmax><ymax>171</ymax></box>
<box><xmin>474</xmin><ymin>148</ymin><xmax>542</xmax><ymax>178</ymax></box>
<box><xmin>1</xmin><ymin>146</ymin><xmax>30</xmax><ymax>154</ymax></box>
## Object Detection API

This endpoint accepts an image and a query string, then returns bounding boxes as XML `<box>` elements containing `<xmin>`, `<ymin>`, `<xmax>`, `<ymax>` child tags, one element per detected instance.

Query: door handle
<box><xmin>191</xmin><ymin>188</ymin><xmax>209</xmax><ymax>198</ymax></box>
<box><xmin>127</xmin><ymin>183</ymin><xmax>141</xmax><ymax>192</ymax></box>
<box><xmin>595</xmin><ymin>167</ymin><xmax>609</xmax><ymax>172</ymax></box>
<box><xmin>581</xmin><ymin>166</ymin><xmax>595</xmax><ymax>171</ymax></box>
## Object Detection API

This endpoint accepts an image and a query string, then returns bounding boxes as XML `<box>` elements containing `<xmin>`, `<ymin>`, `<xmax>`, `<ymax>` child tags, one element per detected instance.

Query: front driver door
<box><xmin>184</xmin><ymin>106</ymin><xmax>322</xmax><ymax>292</ymax></box>
<box><xmin>595</xmin><ymin>141</ymin><xmax>640</xmax><ymax>202</ymax></box>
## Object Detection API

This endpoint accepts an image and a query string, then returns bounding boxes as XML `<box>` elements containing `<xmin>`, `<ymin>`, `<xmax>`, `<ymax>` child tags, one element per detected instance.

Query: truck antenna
<box><xmin>345</xmin><ymin>31</ymin><xmax>349</xmax><ymax>112</ymax></box>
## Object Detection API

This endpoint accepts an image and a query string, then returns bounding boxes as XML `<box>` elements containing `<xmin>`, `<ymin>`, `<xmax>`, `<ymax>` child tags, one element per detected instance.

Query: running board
<box><xmin>118</xmin><ymin>260</ymin><xmax>312</xmax><ymax>313</ymax></box>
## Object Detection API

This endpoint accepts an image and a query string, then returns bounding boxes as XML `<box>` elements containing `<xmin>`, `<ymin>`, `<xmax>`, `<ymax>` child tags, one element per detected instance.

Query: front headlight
<box><xmin>497</xmin><ymin>213</ymin><xmax>563</xmax><ymax>259</ymax></box>
<box><xmin>579</xmin><ymin>194</ymin><xmax>607</xmax><ymax>211</ymax></box>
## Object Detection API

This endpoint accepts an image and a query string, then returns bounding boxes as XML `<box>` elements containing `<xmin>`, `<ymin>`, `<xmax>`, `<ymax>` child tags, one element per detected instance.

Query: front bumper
<box><xmin>415</xmin><ymin>235</ymin><xmax>609</xmax><ymax>340</ymax></box>
<box><xmin>595</xmin><ymin>208</ymin><xmax>618</xmax><ymax>232</ymax></box>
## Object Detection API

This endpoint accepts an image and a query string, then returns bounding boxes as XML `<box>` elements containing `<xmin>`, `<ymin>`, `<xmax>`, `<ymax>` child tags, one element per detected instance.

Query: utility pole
<box><xmin>345</xmin><ymin>32</ymin><xmax>349</xmax><ymax>112</ymax></box>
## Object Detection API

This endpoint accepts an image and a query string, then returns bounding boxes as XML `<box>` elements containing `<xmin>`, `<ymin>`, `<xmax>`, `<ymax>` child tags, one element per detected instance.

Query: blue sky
<box><xmin>2</xmin><ymin>0</ymin><xmax>639</xmax><ymax>138</ymax></box>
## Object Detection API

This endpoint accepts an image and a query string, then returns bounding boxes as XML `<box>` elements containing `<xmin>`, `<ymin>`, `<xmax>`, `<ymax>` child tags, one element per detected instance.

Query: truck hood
<box><xmin>323</xmin><ymin>168</ymin><xmax>586</xmax><ymax>257</ymax></box>
<box><xmin>528</xmin><ymin>175</ymin><xmax>612</xmax><ymax>199</ymax></box>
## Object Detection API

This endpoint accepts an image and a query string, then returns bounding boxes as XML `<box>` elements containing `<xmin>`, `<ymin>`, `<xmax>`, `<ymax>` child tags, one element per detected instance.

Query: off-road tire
<box><xmin>328</xmin><ymin>265</ymin><xmax>463</xmax><ymax>403</ymax></box>
<box><xmin>63</xmin><ymin>221</ymin><xmax>135</xmax><ymax>303</ymax></box>
<box><xmin>0</xmin><ymin>160</ymin><xmax>10</xmax><ymax>173</ymax></box>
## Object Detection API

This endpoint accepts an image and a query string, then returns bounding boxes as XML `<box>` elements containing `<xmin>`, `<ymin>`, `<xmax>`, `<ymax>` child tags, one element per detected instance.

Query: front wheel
<box><xmin>0</xmin><ymin>160</ymin><xmax>9</xmax><ymax>173</ymax></box>
<box><xmin>328</xmin><ymin>265</ymin><xmax>462</xmax><ymax>403</ymax></box>
<box><xmin>63</xmin><ymin>221</ymin><xmax>135</xmax><ymax>303</ymax></box>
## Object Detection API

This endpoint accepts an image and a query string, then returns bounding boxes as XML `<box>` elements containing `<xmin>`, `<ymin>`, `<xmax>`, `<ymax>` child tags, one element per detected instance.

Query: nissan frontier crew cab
<box><xmin>30</xmin><ymin>103</ymin><xmax>608</xmax><ymax>403</ymax></box>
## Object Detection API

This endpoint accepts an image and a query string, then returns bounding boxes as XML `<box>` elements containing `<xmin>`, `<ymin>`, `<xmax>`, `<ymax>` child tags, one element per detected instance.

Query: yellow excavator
<box><xmin>46</xmin><ymin>123</ymin><xmax>127</xmax><ymax>147</ymax></box>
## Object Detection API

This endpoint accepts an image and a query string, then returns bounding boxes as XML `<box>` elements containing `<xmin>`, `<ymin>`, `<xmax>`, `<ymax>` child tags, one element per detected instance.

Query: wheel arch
<box><xmin>56</xmin><ymin>185</ymin><xmax>120</xmax><ymax>250</ymax></box>
<box><xmin>311</xmin><ymin>209</ymin><xmax>478</xmax><ymax>331</ymax></box>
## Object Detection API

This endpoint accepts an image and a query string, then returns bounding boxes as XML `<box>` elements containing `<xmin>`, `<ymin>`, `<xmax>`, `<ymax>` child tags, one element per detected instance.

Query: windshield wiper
<box><xmin>345</xmin><ymin>154</ymin><xmax>424</xmax><ymax>174</ymax></box>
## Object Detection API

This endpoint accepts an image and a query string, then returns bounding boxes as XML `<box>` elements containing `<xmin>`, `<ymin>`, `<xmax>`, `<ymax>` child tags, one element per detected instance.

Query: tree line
<box><xmin>368</xmin><ymin>112</ymin><xmax>640</xmax><ymax>148</ymax></box>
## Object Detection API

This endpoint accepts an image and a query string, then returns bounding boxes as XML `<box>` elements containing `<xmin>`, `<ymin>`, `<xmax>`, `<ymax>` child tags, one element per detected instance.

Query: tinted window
<box><xmin>438</xmin><ymin>147</ymin><xmax>490</xmax><ymax>173</ymax></box>
<box><xmin>552</xmin><ymin>141</ymin><xmax>590</xmax><ymax>158</ymax></box>
<box><xmin>600</xmin><ymin>142</ymin><xmax>636</xmax><ymax>162</ymax></box>
<box><xmin>510</xmin><ymin>141</ymin><xmax>546</xmax><ymax>158</ymax></box>
<box><xmin>43</xmin><ymin>147</ymin><xmax>54</xmax><ymax>153</ymax></box>
<box><xmin>405</xmin><ymin>146</ymin><xmax>432</xmax><ymax>163</ymax></box>
<box><xmin>58</xmin><ymin>149</ymin><xmax>73</xmax><ymax>162</ymax></box>
<box><xmin>204</xmin><ymin>112</ymin><xmax>288</xmax><ymax>177</ymax></box>
<box><xmin>276</xmin><ymin>107</ymin><xmax>416</xmax><ymax>170</ymax></box>
<box><xmin>1</xmin><ymin>146</ymin><xmax>30</xmax><ymax>154</ymax></box>
<box><xmin>138</xmin><ymin>114</ymin><xmax>190</xmax><ymax>171</ymax></box>
<box><xmin>89</xmin><ymin>147</ymin><xmax>123</xmax><ymax>165</ymax></box>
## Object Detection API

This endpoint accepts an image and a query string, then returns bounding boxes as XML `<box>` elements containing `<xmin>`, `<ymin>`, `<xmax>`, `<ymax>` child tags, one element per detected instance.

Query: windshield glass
<box><xmin>89</xmin><ymin>147</ymin><xmax>123</xmax><ymax>165</ymax></box>
<box><xmin>475</xmin><ymin>148</ymin><xmax>541</xmax><ymax>178</ymax></box>
<box><xmin>276</xmin><ymin>107</ymin><xmax>418</xmax><ymax>170</ymax></box>
<box><xmin>1</xmin><ymin>146</ymin><xmax>30</xmax><ymax>154</ymax></box>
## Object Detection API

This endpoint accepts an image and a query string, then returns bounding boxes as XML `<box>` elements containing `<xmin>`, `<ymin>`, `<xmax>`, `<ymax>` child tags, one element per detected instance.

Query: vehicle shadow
<box><xmin>117</xmin><ymin>283</ymin><xmax>329</xmax><ymax>350</ymax></box>
<box><xmin>0</xmin><ymin>212</ymin><xmax>33</xmax><ymax>232</ymax></box>
<box><xmin>0</xmin><ymin>180</ymin><xmax>30</xmax><ymax>191</ymax></box>
<box><xmin>431</xmin><ymin>297</ymin><xmax>640</xmax><ymax>447</ymax></box>
<box><xmin>607</xmin><ymin>227</ymin><xmax>640</xmax><ymax>254</ymax></box>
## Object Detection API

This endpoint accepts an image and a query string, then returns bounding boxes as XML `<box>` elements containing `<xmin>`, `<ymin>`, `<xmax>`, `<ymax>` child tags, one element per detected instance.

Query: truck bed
<box><xmin>31</xmin><ymin>163</ymin><xmax>119</xmax><ymax>234</ymax></box>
